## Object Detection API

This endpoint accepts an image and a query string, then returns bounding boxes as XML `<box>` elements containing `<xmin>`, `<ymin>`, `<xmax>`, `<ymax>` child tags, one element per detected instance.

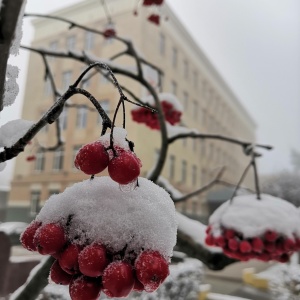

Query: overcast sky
<box><xmin>0</xmin><ymin>0</ymin><xmax>299</xmax><ymax>186</ymax></box>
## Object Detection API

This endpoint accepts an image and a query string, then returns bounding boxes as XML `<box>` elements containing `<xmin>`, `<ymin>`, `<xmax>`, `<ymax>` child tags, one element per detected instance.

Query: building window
<box><xmin>53</xmin><ymin>149</ymin><xmax>64</xmax><ymax>171</ymax></box>
<box><xmin>183</xmin><ymin>91</ymin><xmax>189</xmax><ymax>110</ymax></box>
<box><xmin>66</xmin><ymin>35</ymin><xmax>76</xmax><ymax>50</ymax></box>
<box><xmin>183</xmin><ymin>60</ymin><xmax>189</xmax><ymax>79</ymax></box>
<box><xmin>59</xmin><ymin>107</ymin><xmax>68</xmax><ymax>130</ymax></box>
<box><xmin>159</xmin><ymin>33</ymin><xmax>165</xmax><ymax>55</ymax></box>
<box><xmin>98</xmin><ymin>100</ymin><xmax>110</xmax><ymax>123</ymax></box>
<box><xmin>30</xmin><ymin>190</ymin><xmax>40</xmax><ymax>216</ymax></box>
<box><xmin>181</xmin><ymin>160</ymin><xmax>187</xmax><ymax>183</ymax></box>
<box><xmin>193</xmin><ymin>138</ymin><xmax>197</xmax><ymax>152</ymax></box>
<box><xmin>49</xmin><ymin>41</ymin><xmax>58</xmax><ymax>61</ymax></box>
<box><xmin>76</xmin><ymin>107</ymin><xmax>88</xmax><ymax>128</ymax></box>
<box><xmin>193</xmin><ymin>71</ymin><xmax>198</xmax><ymax>88</ymax></box>
<box><xmin>201</xmin><ymin>140</ymin><xmax>206</xmax><ymax>156</ymax></box>
<box><xmin>73</xmin><ymin>145</ymin><xmax>82</xmax><ymax>169</ymax></box>
<box><xmin>169</xmin><ymin>155</ymin><xmax>175</xmax><ymax>180</ymax></box>
<box><xmin>193</xmin><ymin>100</ymin><xmax>198</xmax><ymax>120</ymax></box>
<box><xmin>49</xmin><ymin>189</ymin><xmax>60</xmax><ymax>197</ymax></box>
<box><xmin>192</xmin><ymin>165</ymin><xmax>197</xmax><ymax>186</ymax></box>
<box><xmin>85</xmin><ymin>31</ymin><xmax>94</xmax><ymax>51</ymax></box>
<box><xmin>35</xmin><ymin>150</ymin><xmax>45</xmax><ymax>172</ymax></box>
<box><xmin>172</xmin><ymin>47</ymin><xmax>177</xmax><ymax>68</ymax></box>
<box><xmin>62</xmin><ymin>71</ymin><xmax>72</xmax><ymax>91</ymax></box>
<box><xmin>171</xmin><ymin>80</ymin><xmax>177</xmax><ymax>96</ymax></box>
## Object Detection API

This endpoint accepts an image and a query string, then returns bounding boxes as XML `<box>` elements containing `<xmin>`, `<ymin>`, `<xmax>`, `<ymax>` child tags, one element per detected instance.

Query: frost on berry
<box><xmin>102</xmin><ymin>261</ymin><xmax>134</xmax><ymax>297</ymax></box>
<box><xmin>36</xmin><ymin>176</ymin><xmax>177</xmax><ymax>259</ymax></box>
<box><xmin>49</xmin><ymin>260</ymin><xmax>73</xmax><ymax>285</ymax></box>
<box><xmin>20</xmin><ymin>221</ymin><xmax>41</xmax><ymax>251</ymax></box>
<box><xmin>69</xmin><ymin>276</ymin><xmax>101</xmax><ymax>300</ymax></box>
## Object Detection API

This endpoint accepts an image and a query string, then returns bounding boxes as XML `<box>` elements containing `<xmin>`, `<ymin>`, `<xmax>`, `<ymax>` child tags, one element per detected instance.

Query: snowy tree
<box><xmin>1</xmin><ymin>1</ymin><xmax>295</xmax><ymax>300</ymax></box>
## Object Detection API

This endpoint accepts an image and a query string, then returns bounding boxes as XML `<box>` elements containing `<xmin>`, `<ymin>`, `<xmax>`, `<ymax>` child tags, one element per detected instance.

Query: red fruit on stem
<box><xmin>277</xmin><ymin>253</ymin><xmax>290</xmax><ymax>263</ymax></box>
<box><xmin>69</xmin><ymin>276</ymin><xmax>102</xmax><ymax>300</ymax></box>
<box><xmin>143</xmin><ymin>0</ymin><xmax>154</xmax><ymax>6</ymax></box>
<box><xmin>224</xmin><ymin>229</ymin><xmax>236</xmax><ymax>240</ymax></box>
<box><xmin>264</xmin><ymin>242</ymin><xmax>275</xmax><ymax>253</ymax></box>
<box><xmin>102</xmin><ymin>261</ymin><xmax>134</xmax><ymax>298</ymax></box>
<box><xmin>252</xmin><ymin>237</ymin><xmax>264</xmax><ymax>253</ymax></box>
<box><xmin>26</xmin><ymin>155</ymin><xmax>36</xmax><ymax>162</ymax></box>
<box><xmin>215</xmin><ymin>236</ymin><xmax>226</xmax><ymax>248</ymax></box>
<box><xmin>228</xmin><ymin>239</ymin><xmax>239</xmax><ymax>251</ymax></box>
<box><xmin>133</xmin><ymin>276</ymin><xmax>144</xmax><ymax>292</ymax></box>
<box><xmin>135</xmin><ymin>250</ymin><xmax>169</xmax><ymax>292</ymax></box>
<box><xmin>205</xmin><ymin>225</ymin><xmax>212</xmax><ymax>234</ymax></box>
<box><xmin>239</xmin><ymin>241</ymin><xmax>252</xmax><ymax>253</ymax></box>
<box><xmin>108</xmin><ymin>151</ymin><xmax>141</xmax><ymax>185</ymax></box>
<box><xmin>205</xmin><ymin>234</ymin><xmax>215</xmax><ymax>246</ymax></box>
<box><xmin>34</xmin><ymin>223</ymin><xmax>66</xmax><ymax>255</ymax></box>
<box><xmin>264</xmin><ymin>230</ymin><xmax>278</xmax><ymax>242</ymax></box>
<box><xmin>153</xmin><ymin>0</ymin><xmax>164</xmax><ymax>4</ymax></box>
<box><xmin>79</xmin><ymin>243</ymin><xmax>109</xmax><ymax>277</ymax></box>
<box><xmin>74</xmin><ymin>141</ymin><xmax>109</xmax><ymax>175</ymax></box>
<box><xmin>59</xmin><ymin>244</ymin><xmax>82</xmax><ymax>275</ymax></box>
<box><xmin>103</xmin><ymin>28</ymin><xmax>116</xmax><ymax>38</ymax></box>
<box><xmin>148</xmin><ymin>14</ymin><xmax>160</xmax><ymax>26</ymax></box>
<box><xmin>50</xmin><ymin>260</ymin><xmax>73</xmax><ymax>285</ymax></box>
<box><xmin>20</xmin><ymin>221</ymin><xmax>41</xmax><ymax>251</ymax></box>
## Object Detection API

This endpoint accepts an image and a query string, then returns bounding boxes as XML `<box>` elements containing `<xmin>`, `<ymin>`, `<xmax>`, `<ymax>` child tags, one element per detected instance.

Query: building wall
<box><xmin>8</xmin><ymin>0</ymin><xmax>256</xmax><ymax>222</ymax></box>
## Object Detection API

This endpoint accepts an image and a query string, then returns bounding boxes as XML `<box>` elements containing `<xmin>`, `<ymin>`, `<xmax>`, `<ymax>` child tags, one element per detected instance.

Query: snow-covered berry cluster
<box><xmin>205</xmin><ymin>194</ymin><xmax>300</xmax><ymax>263</ymax></box>
<box><xmin>131</xmin><ymin>94</ymin><xmax>182</xmax><ymax>130</ymax></box>
<box><xmin>20</xmin><ymin>176</ymin><xmax>177</xmax><ymax>299</ymax></box>
<box><xmin>74</xmin><ymin>128</ymin><xmax>141</xmax><ymax>185</ymax></box>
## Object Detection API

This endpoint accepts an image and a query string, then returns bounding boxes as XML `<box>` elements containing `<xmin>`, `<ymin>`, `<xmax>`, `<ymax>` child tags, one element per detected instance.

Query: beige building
<box><xmin>8</xmin><ymin>0</ymin><xmax>256</xmax><ymax>222</ymax></box>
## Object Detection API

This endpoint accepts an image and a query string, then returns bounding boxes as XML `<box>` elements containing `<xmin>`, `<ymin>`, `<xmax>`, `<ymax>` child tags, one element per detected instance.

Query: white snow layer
<box><xmin>157</xmin><ymin>176</ymin><xmax>183</xmax><ymax>199</ymax></box>
<box><xmin>36</xmin><ymin>176</ymin><xmax>178</xmax><ymax>258</ymax></box>
<box><xmin>0</xmin><ymin>119</ymin><xmax>34</xmax><ymax>147</ymax></box>
<box><xmin>177</xmin><ymin>212</ymin><xmax>221</xmax><ymax>253</ymax></box>
<box><xmin>166</xmin><ymin>123</ymin><xmax>199</xmax><ymax>139</ymax></box>
<box><xmin>138</xmin><ymin>93</ymin><xmax>183</xmax><ymax>112</ymax></box>
<box><xmin>3</xmin><ymin>64</ymin><xmax>19</xmax><ymax>107</ymax></box>
<box><xmin>0</xmin><ymin>162</ymin><xmax>6</xmax><ymax>172</ymax></box>
<box><xmin>99</xmin><ymin>127</ymin><xmax>130</xmax><ymax>152</ymax></box>
<box><xmin>209</xmin><ymin>194</ymin><xmax>300</xmax><ymax>239</ymax></box>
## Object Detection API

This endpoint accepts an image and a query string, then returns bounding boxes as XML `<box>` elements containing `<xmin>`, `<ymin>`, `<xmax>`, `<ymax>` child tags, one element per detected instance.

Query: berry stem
<box><xmin>252</xmin><ymin>155</ymin><xmax>261</xmax><ymax>200</ymax></box>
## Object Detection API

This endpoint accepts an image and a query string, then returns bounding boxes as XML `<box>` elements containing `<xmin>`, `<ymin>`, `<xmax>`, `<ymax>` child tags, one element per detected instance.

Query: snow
<box><xmin>207</xmin><ymin>294</ymin><xmax>250</xmax><ymax>300</ymax></box>
<box><xmin>0</xmin><ymin>221</ymin><xmax>27</xmax><ymax>235</ymax></box>
<box><xmin>3</xmin><ymin>64</ymin><xmax>19</xmax><ymax>107</ymax></box>
<box><xmin>0</xmin><ymin>162</ymin><xmax>6</xmax><ymax>172</ymax></box>
<box><xmin>176</xmin><ymin>212</ymin><xmax>222</xmax><ymax>253</ymax></box>
<box><xmin>166</xmin><ymin>123</ymin><xmax>199</xmax><ymax>139</ymax></box>
<box><xmin>209</xmin><ymin>194</ymin><xmax>300</xmax><ymax>239</ymax></box>
<box><xmin>36</xmin><ymin>176</ymin><xmax>177</xmax><ymax>259</ymax></box>
<box><xmin>0</xmin><ymin>119</ymin><xmax>34</xmax><ymax>147</ymax></box>
<box><xmin>157</xmin><ymin>176</ymin><xmax>183</xmax><ymax>198</ymax></box>
<box><xmin>139</xmin><ymin>93</ymin><xmax>183</xmax><ymax>112</ymax></box>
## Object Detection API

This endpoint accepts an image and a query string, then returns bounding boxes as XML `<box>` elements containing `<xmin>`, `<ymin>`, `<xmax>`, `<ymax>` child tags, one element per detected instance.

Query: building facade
<box><xmin>8</xmin><ymin>0</ymin><xmax>256</xmax><ymax>222</ymax></box>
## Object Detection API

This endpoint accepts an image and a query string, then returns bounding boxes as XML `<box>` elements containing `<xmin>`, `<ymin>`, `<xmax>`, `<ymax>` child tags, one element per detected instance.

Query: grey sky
<box><xmin>0</xmin><ymin>0</ymin><xmax>299</xmax><ymax>186</ymax></box>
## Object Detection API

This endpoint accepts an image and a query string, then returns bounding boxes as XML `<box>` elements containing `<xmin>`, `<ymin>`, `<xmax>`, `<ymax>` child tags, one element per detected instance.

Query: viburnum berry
<box><xmin>20</xmin><ymin>221</ymin><xmax>41</xmax><ymax>251</ymax></box>
<box><xmin>108</xmin><ymin>150</ymin><xmax>141</xmax><ymax>185</ymax></box>
<box><xmin>133</xmin><ymin>277</ymin><xmax>144</xmax><ymax>292</ymax></box>
<box><xmin>215</xmin><ymin>236</ymin><xmax>226</xmax><ymax>247</ymax></box>
<box><xmin>224</xmin><ymin>229</ymin><xmax>236</xmax><ymax>240</ymax></box>
<box><xmin>264</xmin><ymin>230</ymin><xmax>278</xmax><ymax>242</ymax></box>
<box><xmin>228</xmin><ymin>239</ymin><xmax>239</xmax><ymax>251</ymax></box>
<box><xmin>205</xmin><ymin>234</ymin><xmax>214</xmax><ymax>246</ymax></box>
<box><xmin>34</xmin><ymin>223</ymin><xmax>66</xmax><ymax>255</ymax></box>
<box><xmin>59</xmin><ymin>244</ymin><xmax>82</xmax><ymax>275</ymax></box>
<box><xmin>148</xmin><ymin>14</ymin><xmax>160</xmax><ymax>26</ymax></box>
<box><xmin>102</xmin><ymin>261</ymin><xmax>135</xmax><ymax>298</ymax></box>
<box><xmin>251</xmin><ymin>237</ymin><xmax>264</xmax><ymax>253</ymax></box>
<box><xmin>103</xmin><ymin>28</ymin><xmax>116</xmax><ymax>38</ymax></box>
<box><xmin>239</xmin><ymin>240</ymin><xmax>252</xmax><ymax>253</ymax></box>
<box><xmin>143</xmin><ymin>0</ymin><xmax>154</xmax><ymax>6</ymax></box>
<box><xmin>135</xmin><ymin>250</ymin><xmax>169</xmax><ymax>292</ymax></box>
<box><xmin>78</xmin><ymin>243</ymin><xmax>109</xmax><ymax>277</ymax></box>
<box><xmin>26</xmin><ymin>155</ymin><xmax>36</xmax><ymax>162</ymax></box>
<box><xmin>50</xmin><ymin>260</ymin><xmax>73</xmax><ymax>285</ymax></box>
<box><xmin>74</xmin><ymin>141</ymin><xmax>109</xmax><ymax>175</ymax></box>
<box><xmin>284</xmin><ymin>238</ymin><xmax>295</xmax><ymax>251</ymax></box>
<box><xmin>69</xmin><ymin>276</ymin><xmax>102</xmax><ymax>300</ymax></box>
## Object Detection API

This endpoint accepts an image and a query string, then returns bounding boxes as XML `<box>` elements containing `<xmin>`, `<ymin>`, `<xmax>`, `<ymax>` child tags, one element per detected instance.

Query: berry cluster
<box><xmin>74</xmin><ymin>139</ymin><xmax>141</xmax><ymax>185</ymax></box>
<box><xmin>143</xmin><ymin>0</ymin><xmax>164</xmax><ymax>6</ymax></box>
<box><xmin>26</xmin><ymin>155</ymin><xmax>36</xmax><ymax>162</ymax></box>
<box><xmin>131</xmin><ymin>101</ymin><xmax>182</xmax><ymax>130</ymax></box>
<box><xmin>103</xmin><ymin>23</ymin><xmax>116</xmax><ymax>39</ymax></box>
<box><xmin>205</xmin><ymin>227</ymin><xmax>300</xmax><ymax>263</ymax></box>
<box><xmin>148</xmin><ymin>14</ymin><xmax>160</xmax><ymax>26</ymax></box>
<box><xmin>21</xmin><ymin>221</ymin><xmax>169</xmax><ymax>299</ymax></box>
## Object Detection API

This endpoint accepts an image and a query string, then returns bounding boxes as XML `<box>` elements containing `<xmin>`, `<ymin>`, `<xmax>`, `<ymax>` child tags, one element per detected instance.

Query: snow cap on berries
<box><xmin>36</xmin><ymin>177</ymin><xmax>177</xmax><ymax>258</ymax></box>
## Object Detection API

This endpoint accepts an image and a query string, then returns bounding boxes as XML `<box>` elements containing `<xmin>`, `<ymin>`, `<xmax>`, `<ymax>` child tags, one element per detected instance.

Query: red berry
<box><xmin>258</xmin><ymin>252</ymin><xmax>271</xmax><ymax>262</ymax></box>
<box><xmin>20</xmin><ymin>221</ymin><xmax>41</xmax><ymax>251</ymax></box>
<box><xmin>224</xmin><ymin>229</ymin><xmax>236</xmax><ymax>240</ymax></box>
<box><xmin>103</xmin><ymin>28</ymin><xmax>116</xmax><ymax>38</ymax></box>
<box><xmin>50</xmin><ymin>260</ymin><xmax>73</xmax><ymax>285</ymax></box>
<box><xmin>135</xmin><ymin>251</ymin><xmax>169</xmax><ymax>292</ymax></box>
<box><xmin>74</xmin><ymin>141</ymin><xmax>109</xmax><ymax>175</ymax></box>
<box><xmin>79</xmin><ymin>243</ymin><xmax>109</xmax><ymax>277</ymax></box>
<box><xmin>34</xmin><ymin>223</ymin><xmax>66</xmax><ymax>255</ymax></box>
<box><xmin>264</xmin><ymin>242</ymin><xmax>275</xmax><ymax>253</ymax></box>
<box><xmin>215</xmin><ymin>236</ymin><xmax>226</xmax><ymax>248</ymax></box>
<box><xmin>148</xmin><ymin>14</ymin><xmax>160</xmax><ymax>25</ymax></box>
<box><xmin>205</xmin><ymin>225</ymin><xmax>212</xmax><ymax>234</ymax></box>
<box><xmin>205</xmin><ymin>234</ymin><xmax>215</xmax><ymax>246</ymax></box>
<box><xmin>239</xmin><ymin>241</ymin><xmax>252</xmax><ymax>253</ymax></box>
<box><xmin>26</xmin><ymin>155</ymin><xmax>36</xmax><ymax>162</ymax></box>
<box><xmin>69</xmin><ymin>276</ymin><xmax>102</xmax><ymax>300</ymax></box>
<box><xmin>102</xmin><ymin>261</ymin><xmax>134</xmax><ymax>298</ymax></box>
<box><xmin>59</xmin><ymin>244</ymin><xmax>82</xmax><ymax>275</ymax></box>
<box><xmin>283</xmin><ymin>238</ymin><xmax>295</xmax><ymax>251</ymax></box>
<box><xmin>108</xmin><ymin>151</ymin><xmax>141</xmax><ymax>185</ymax></box>
<box><xmin>153</xmin><ymin>0</ymin><xmax>164</xmax><ymax>4</ymax></box>
<box><xmin>228</xmin><ymin>239</ymin><xmax>239</xmax><ymax>251</ymax></box>
<box><xmin>143</xmin><ymin>0</ymin><xmax>154</xmax><ymax>6</ymax></box>
<box><xmin>264</xmin><ymin>230</ymin><xmax>278</xmax><ymax>242</ymax></box>
<box><xmin>133</xmin><ymin>276</ymin><xmax>144</xmax><ymax>292</ymax></box>
<box><xmin>252</xmin><ymin>237</ymin><xmax>264</xmax><ymax>253</ymax></box>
